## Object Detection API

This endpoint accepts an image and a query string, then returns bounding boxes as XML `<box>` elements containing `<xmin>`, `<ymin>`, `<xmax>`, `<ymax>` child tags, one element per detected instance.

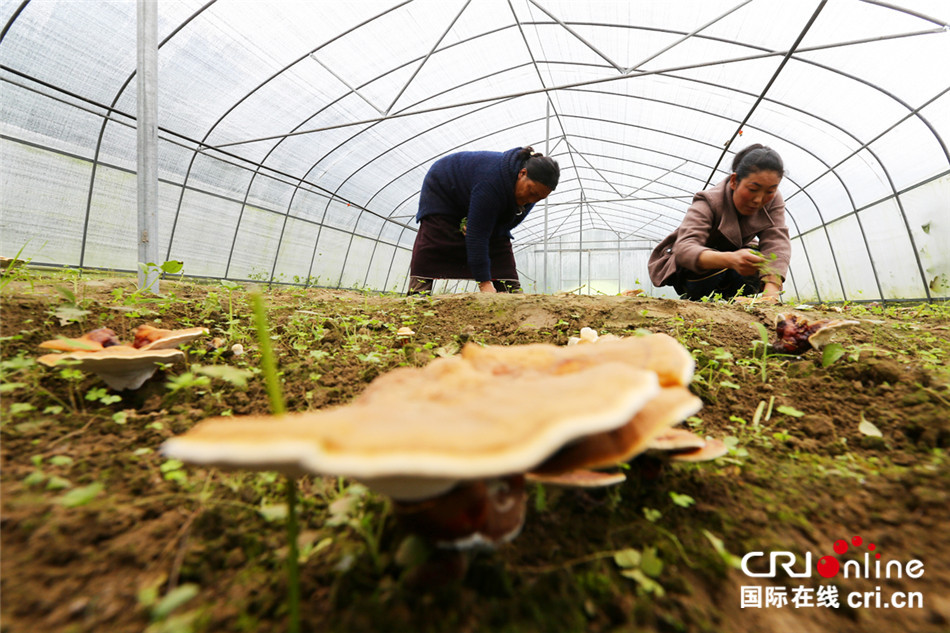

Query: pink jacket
<box><xmin>648</xmin><ymin>178</ymin><xmax>791</xmax><ymax>287</ymax></box>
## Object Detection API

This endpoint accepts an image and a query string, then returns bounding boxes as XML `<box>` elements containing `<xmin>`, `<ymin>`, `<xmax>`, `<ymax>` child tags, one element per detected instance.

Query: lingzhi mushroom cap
<box><xmin>666</xmin><ymin>438</ymin><xmax>729</xmax><ymax>462</ymax></box>
<box><xmin>162</xmin><ymin>354</ymin><xmax>661</xmax><ymax>501</ymax></box>
<box><xmin>530</xmin><ymin>386</ymin><xmax>702</xmax><ymax>475</ymax></box>
<box><xmin>647</xmin><ymin>427</ymin><xmax>707</xmax><ymax>452</ymax></box>
<box><xmin>526</xmin><ymin>469</ymin><xmax>626</xmax><ymax>488</ymax></box>
<box><xmin>39</xmin><ymin>327</ymin><xmax>120</xmax><ymax>352</ymax></box>
<box><xmin>459</xmin><ymin>333</ymin><xmax>694</xmax><ymax>387</ymax></box>
<box><xmin>806</xmin><ymin>319</ymin><xmax>860</xmax><ymax>350</ymax></box>
<box><xmin>132</xmin><ymin>324</ymin><xmax>209</xmax><ymax>350</ymax></box>
<box><xmin>38</xmin><ymin>346</ymin><xmax>185</xmax><ymax>391</ymax></box>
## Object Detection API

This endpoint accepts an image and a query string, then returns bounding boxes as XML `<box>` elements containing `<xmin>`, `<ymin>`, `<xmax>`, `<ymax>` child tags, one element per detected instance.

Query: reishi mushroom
<box><xmin>162</xmin><ymin>356</ymin><xmax>661</xmax><ymax>501</ymax></box>
<box><xmin>37</xmin><ymin>347</ymin><xmax>185</xmax><ymax>391</ymax></box>
<box><xmin>647</xmin><ymin>427</ymin><xmax>707</xmax><ymax>452</ymax></box>
<box><xmin>530</xmin><ymin>387</ymin><xmax>701</xmax><ymax>476</ymax></box>
<box><xmin>162</xmin><ymin>333</ymin><xmax>723</xmax><ymax>549</ymax></box>
<box><xmin>39</xmin><ymin>327</ymin><xmax>120</xmax><ymax>352</ymax></box>
<box><xmin>394</xmin><ymin>326</ymin><xmax>415</xmax><ymax>348</ymax></box>
<box><xmin>459</xmin><ymin>332</ymin><xmax>694</xmax><ymax>388</ymax></box>
<box><xmin>771</xmin><ymin>313</ymin><xmax>859</xmax><ymax>355</ymax></box>
<box><xmin>132</xmin><ymin>324</ymin><xmax>209</xmax><ymax>350</ymax></box>
<box><xmin>526</xmin><ymin>469</ymin><xmax>626</xmax><ymax>488</ymax></box>
<box><xmin>646</xmin><ymin>427</ymin><xmax>729</xmax><ymax>462</ymax></box>
<box><xmin>664</xmin><ymin>439</ymin><xmax>729</xmax><ymax>462</ymax></box>
<box><xmin>38</xmin><ymin>324</ymin><xmax>207</xmax><ymax>390</ymax></box>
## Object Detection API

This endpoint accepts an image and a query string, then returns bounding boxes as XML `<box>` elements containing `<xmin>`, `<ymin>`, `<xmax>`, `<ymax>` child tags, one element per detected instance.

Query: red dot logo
<box><xmin>817</xmin><ymin>555</ymin><xmax>840</xmax><ymax>578</ymax></box>
<box><xmin>852</xmin><ymin>535</ymin><xmax>863</xmax><ymax>546</ymax></box>
<box><xmin>833</xmin><ymin>539</ymin><xmax>849</xmax><ymax>555</ymax></box>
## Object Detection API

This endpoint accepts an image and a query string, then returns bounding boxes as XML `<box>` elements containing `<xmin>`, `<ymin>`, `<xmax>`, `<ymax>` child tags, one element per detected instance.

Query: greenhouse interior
<box><xmin>2</xmin><ymin>0</ymin><xmax>947</xmax><ymax>301</ymax></box>
<box><xmin>2</xmin><ymin>2</ymin><xmax>950</xmax><ymax>633</ymax></box>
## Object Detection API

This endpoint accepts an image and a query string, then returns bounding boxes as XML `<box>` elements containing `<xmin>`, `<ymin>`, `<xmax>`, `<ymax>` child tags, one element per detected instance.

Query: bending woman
<box><xmin>408</xmin><ymin>146</ymin><xmax>559</xmax><ymax>295</ymax></box>
<box><xmin>648</xmin><ymin>144</ymin><xmax>790</xmax><ymax>302</ymax></box>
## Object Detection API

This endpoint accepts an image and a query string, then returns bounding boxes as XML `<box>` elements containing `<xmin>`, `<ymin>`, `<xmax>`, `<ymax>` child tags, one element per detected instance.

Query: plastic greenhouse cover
<box><xmin>0</xmin><ymin>0</ymin><xmax>948</xmax><ymax>301</ymax></box>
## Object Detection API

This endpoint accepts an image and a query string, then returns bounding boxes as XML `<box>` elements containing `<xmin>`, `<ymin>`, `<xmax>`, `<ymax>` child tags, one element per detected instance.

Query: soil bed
<box><xmin>2</xmin><ymin>273</ymin><xmax>949</xmax><ymax>633</ymax></box>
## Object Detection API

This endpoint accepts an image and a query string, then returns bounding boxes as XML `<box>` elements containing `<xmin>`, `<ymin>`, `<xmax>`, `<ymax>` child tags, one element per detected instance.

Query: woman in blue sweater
<box><xmin>408</xmin><ymin>146</ymin><xmax>560</xmax><ymax>294</ymax></box>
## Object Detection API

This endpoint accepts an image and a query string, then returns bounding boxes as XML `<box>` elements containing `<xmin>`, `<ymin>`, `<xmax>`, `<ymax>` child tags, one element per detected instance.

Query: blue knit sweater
<box><xmin>415</xmin><ymin>147</ymin><xmax>534</xmax><ymax>281</ymax></box>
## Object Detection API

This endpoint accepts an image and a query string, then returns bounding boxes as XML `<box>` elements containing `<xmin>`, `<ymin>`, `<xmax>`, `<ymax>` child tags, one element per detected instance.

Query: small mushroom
<box><xmin>567</xmin><ymin>327</ymin><xmax>599</xmax><ymax>346</ymax></box>
<box><xmin>526</xmin><ymin>469</ymin><xmax>625</xmax><ymax>488</ymax></box>
<box><xmin>0</xmin><ymin>256</ymin><xmax>23</xmax><ymax>271</ymax></box>
<box><xmin>132</xmin><ymin>324</ymin><xmax>209</xmax><ymax>350</ymax></box>
<box><xmin>772</xmin><ymin>314</ymin><xmax>859</xmax><ymax>354</ymax></box>
<box><xmin>38</xmin><ymin>347</ymin><xmax>185</xmax><ymax>390</ymax></box>
<box><xmin>39</xmin><ymin>327</ymin><xmax>120</xmax><ymax>352</ymax></box>
<box><xmin>394</xmin><ymin>326</ymin><xmax>415</xmax><ymax>348</ymax></box>
<box><xmin>231</xmin><ymin>343</ymin><xmax>245</xmax><ymax>356</ymax></box>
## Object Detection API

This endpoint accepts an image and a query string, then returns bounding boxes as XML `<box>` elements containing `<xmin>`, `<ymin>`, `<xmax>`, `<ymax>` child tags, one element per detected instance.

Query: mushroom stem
<box><xmin>285</xmin><ymin>476</ymin><xmax>301</xmax><ymax>633</ymax></box>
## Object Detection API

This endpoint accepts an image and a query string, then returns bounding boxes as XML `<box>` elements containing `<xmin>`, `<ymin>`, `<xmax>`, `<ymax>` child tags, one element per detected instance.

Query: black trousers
<box><xmin>674</xmin><ymin>268</ymin><xmax>762</xmax><ymax>301</ymax></box>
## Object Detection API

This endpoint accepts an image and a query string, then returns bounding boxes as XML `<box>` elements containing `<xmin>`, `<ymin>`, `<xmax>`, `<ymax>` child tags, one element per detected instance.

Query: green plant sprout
<box><xmin>0</xmin><ymin>239</ymin><xmax>36</xmax><ymax>293</ymax></box>
<box><xmin>749</xmin><ymin>322</ymin><xmax>772</xmax><ymax>382</ymax></box>
<box><xmin>137</xmin><ymin>260</ymin><xmax>184</xmax><ymax>294</ymax></box>
<box><xmin>50</xmin><ymin>284</ymin><xmax>90</xmax><ymax>327</ymax></box>
<box><xmin>613</xmin><ymin>545</ymin><xmax>665</xmax><ymax>596</ymax></box>
<box><xmin>251</xmin><ymin>293</ymin><xmax>300</xmax><ymax>633</ymax></box>
<box><xmin>220</xmin><ymin>280</ymin><xmax>242</xmax><ymax>339</ymax></box>
<box><xmin>85</xmin><ymin>386</ymin><xmax>121</xmax><ymax>406</ymax></box>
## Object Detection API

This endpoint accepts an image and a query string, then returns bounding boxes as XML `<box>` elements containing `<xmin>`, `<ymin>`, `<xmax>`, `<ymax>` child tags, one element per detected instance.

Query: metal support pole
<box><xmin>578</xmin><ymin>194</ymin><xmax>584</xmax><ymax>293</ymax></box>
<box><xmin>137</xmin><ymin>0</ymin><xmax>160</xmax><ymax>293</ymax></box>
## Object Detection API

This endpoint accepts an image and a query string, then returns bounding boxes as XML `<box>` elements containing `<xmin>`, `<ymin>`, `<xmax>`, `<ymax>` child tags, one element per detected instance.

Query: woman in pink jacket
<box><xmin>648</xmin><ymin>144</ymin><xmax>791</xmax><ymax>303</ymax></box>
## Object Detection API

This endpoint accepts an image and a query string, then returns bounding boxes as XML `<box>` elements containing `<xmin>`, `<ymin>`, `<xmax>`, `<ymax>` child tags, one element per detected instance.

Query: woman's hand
<box><xmin>697</xmin><ymin>248</ymin><xmax>765</xmax><ymax>276</ymax></box>
<box><xmin>478</xmin><ymin>280</ymin><xmax>497</xmax><ymax>293</ymax></box>
<box><xmin>725</xmin><ymin>248</ymin><xmax>766</xmax><ymax>276</ymax></box>
<box><xmin>730</xmin><ymin>248</ymin><xmax>767</xmax><ymax>276</ymax></box>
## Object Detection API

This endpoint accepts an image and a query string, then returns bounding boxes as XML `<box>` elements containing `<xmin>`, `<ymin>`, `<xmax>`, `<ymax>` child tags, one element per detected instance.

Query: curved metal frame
<box><xmin>1</xmin><ymin>1</ymin><xmax>947</xmax><ymax>300</ymax></box>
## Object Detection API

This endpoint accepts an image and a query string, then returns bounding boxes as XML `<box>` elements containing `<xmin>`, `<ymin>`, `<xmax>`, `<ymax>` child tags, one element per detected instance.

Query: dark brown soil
<box><xmin>2</xmin><ymin>273</ymin><xmax>948</xmax><ymax>633</ymax></box>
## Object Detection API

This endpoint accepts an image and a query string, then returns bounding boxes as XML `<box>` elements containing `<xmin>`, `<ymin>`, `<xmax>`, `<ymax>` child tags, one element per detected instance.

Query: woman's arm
<box><xmin>672</xmin><ymin>198</ymin><xmax>720</xmax><ymax>273</ymax></box>
<box><xmin>465</xmin><ymin>183</ymin><xmax>503</xmax><ymax>288</ymax></box>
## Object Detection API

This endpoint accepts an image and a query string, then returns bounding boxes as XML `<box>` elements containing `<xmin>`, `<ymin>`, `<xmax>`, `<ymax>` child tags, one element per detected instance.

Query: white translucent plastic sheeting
<box><xmin>0</xmin><ymin>0</ymin><xmax>948</xmax><ymax>300</ymax></box>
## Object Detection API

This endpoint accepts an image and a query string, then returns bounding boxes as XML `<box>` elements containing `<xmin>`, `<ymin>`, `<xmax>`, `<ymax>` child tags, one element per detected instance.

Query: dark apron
<box><xmin>409</xmin><ymin>214</ymin><xmax>519</xmax><ymax>282</ymax></box>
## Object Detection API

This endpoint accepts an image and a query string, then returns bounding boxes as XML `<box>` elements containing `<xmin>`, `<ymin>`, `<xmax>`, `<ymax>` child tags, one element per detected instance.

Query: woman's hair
<box><xmin>731</xmin><ymin>144</ymin><xmax>784</xmax><ymax>181</ymax></box>
<box><xmin>516</xmin><ymin>146</ymin><xmax>560</xmax><ymax>190</ymax></box>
